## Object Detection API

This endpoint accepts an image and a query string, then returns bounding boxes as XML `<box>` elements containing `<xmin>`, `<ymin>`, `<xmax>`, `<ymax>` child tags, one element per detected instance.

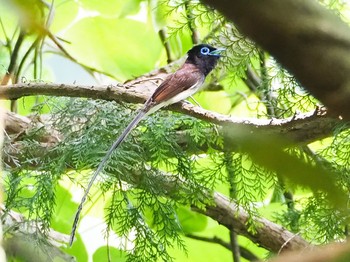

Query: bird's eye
<box><xmin>200</xmin><ymin>47</ymin><xmax>210</xmax><ymax>55</ymax></box>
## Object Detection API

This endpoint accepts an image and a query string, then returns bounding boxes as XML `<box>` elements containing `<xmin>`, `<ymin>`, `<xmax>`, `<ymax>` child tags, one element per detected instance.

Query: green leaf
<box><xmin>6</xmin><ymin>0</ymin><xmax>47</xmax><ymax>32</ymax></box>
<box><xmin>0</xmin><ymin>1</ymin><xmax>18</xmax><ymax>41</ymax></box>
<box><xmin>50</xmin><ymin>0</ymin><xmax>79</xmax><ymax>33</ymax></box>
<box><xmin>51</xmin><ymin>184</ymin><xmax>79</xmax><ymax>234</ymax></box>
<box><xmin>149</xmin><ymin>0</ymin><xmax>171</xmax><ymax>30</ymax></box>
<box><xmin>64</xmin><ymin>16</ymin><xmax>162</xmax><ymax>80</ymax></box>
<box><xmin>16</xmin><ymin>96</ymin><xmax>51</xmax><ymax>115</ymax></box>
<box><xmin>63</xmin><ymin>234</ymin><xmax>88</xmax><ymax>262</ymax></box>
<box><xmin>93</xmin><ymin>246</ymin><xmax>127</xmax><ymax>262</ymax></box>
<box><xmin>78</xmin><ymin>0</ymin><xmax>141</xmax><ymax>17</ymax></box>
<box><xmin>177</xmin><ymin>205</ymin><xmax>207</xmax><ymax>233</ymax></box>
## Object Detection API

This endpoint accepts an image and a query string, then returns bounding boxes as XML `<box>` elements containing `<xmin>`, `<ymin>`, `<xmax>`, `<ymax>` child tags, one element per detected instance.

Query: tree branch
<box><xmin>123</xmin><ymin>167</ymin><xmax>312</xmax><ymax>253</ymax></box>
<box><xmin>1</xmin><ymin>116</ymin><xmax>314</xmax><ymax>253</ymax></box>
<box><xmin>269</xmin><ymin>241</ymin><xmax>350</xmax><ymax>262</ymax></box>
<box><xmin>192</xmin><ymin>192</ymin><xmax>310</xmax><ymax>253</ymax></box>
<box><xmin>202</xmin><ymin>0</ymin><xmax>350</xmax><ymax>120</ymax></box>
<box><xmin>0</xmin><ymin>83</ymin><xmax>342</xmax><ymax>146</ymax></box>
<box><xmin>1</xmin><ymin>108</ymin><xmax>340</xmax><ymax>169</ymax></box>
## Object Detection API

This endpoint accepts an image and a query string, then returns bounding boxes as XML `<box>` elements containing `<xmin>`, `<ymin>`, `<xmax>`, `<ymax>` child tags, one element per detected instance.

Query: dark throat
<box><xmin>185</xmin><ymin>56</ymin><xmax>219</xmax><ymax>76</ymax></box>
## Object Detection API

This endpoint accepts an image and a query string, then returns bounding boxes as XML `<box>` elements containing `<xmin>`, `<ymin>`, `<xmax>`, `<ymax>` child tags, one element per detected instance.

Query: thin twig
<box><xmin>185</xmin><ymin>233</ymin><xmax>260</xmax><ymax>261</ymax></box>
<box><xmin>229</xmin><ymin>230</ymin><xmax>241</xmax><ymax>262</ymax></box>
<box><xmin>159</xmin><ymin>29</ymin><xmax>173</xmax><ymax>63</ymax></box>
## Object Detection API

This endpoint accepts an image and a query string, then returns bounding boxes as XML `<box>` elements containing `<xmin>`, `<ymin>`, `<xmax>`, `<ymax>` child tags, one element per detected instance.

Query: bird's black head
<box><xmin>186</xmin><ymin>44</ymin><xmax>224</xmax><ymax>76</ymax></box>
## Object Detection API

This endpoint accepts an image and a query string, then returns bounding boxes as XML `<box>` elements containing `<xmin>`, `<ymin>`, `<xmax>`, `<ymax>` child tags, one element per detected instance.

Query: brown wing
<box><xmin>151</xmin><ymin>63</ymin><xmax>204</xmax><ymax>104</ymax></box>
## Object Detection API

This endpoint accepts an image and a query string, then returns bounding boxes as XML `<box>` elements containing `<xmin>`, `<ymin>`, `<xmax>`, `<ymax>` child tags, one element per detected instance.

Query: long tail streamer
<box><xmin>69</xmin><ymin>109</ymin><xmax>147</xmax><ymax>246</ymax></box>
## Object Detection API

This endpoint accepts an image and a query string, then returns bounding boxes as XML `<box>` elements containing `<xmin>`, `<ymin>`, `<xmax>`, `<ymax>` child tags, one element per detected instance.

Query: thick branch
<box><xmin>1</xmin><ymin>121</ymin><xmax>312</xmax><ymax>254</ymax></box>
<box><xmin>0</xmin><ymin>82</ymin><xmax>148</xmax><ymax>104</ymax></box>
<box><xmin>269</xmin><ymin>241</ymin><xmax>350</xmax><ymax>262</ymax></box>
<box><xmin>2</xmin><ymin>118</ymin><xmax>313</xmax><ymax>253</ymax></box>
<box><xmin>2</xmin><ymin>109</ymin><xmax>340</xmax><ymax>168</ymax></box>
<box><xmin>0</xmin><ymin>84</ymin><xmax>341</xmax><ymax>146</ymax></box>
<box><xmin>192</xmin><ymin>192</ymin><xmax>310</xmax><ymax>253</ymax></box>
<box><xmin>202</xmin><ymin>0</ymin><xmax>350</xmax><ymax>120</ymax></box>
<box><xmin>124</xmin><ymin>168</ymin><xmax>312</xmax><ymax>253</ymax></box>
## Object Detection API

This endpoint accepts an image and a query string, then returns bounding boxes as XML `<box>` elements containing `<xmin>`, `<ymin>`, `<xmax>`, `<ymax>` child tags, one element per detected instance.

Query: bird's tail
<box><xmin>69</xmin><ymin>109</ymin><xmax>147</xmax><ymax>246</ymax></box>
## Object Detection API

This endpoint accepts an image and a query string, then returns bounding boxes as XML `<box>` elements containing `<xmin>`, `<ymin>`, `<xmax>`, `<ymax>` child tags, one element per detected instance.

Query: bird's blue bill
<box><xmin>209</xmin><ymin>48</ymin><xmax>225</xmax><ymax>57</ymax></box>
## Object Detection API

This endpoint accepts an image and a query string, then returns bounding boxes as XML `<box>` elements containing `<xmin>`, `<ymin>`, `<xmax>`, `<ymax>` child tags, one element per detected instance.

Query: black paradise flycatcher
<box><xmin>69</xmin><ymin>44</ymin><xmax>224</xmax><ymax>245</ymax></box>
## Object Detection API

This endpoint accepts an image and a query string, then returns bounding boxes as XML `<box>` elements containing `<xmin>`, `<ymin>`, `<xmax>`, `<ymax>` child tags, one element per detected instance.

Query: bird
<box><xmin>69</xmin><ymin>44</ymin><xmax>224</xmax><ymax>245</ymax></box>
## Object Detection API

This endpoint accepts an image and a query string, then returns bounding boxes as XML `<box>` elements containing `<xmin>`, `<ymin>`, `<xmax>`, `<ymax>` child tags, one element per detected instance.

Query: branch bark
<box><xmin>202</xmin><ymin>0</ymin><xmax>350</xmax><ymax>120</ymax></box>
<box><xmin>2</xmin><ymin>109</ymin><xmax>315</xmax><ymax>254</ymax></box>
<box><xmin>0</xmin><ymin>83</ymin><xmax>341</xmax><ymax>147</ymax></box>
<box><xmin>2</xmin><ymin>107</ymin><xmax>340</xmax><ymax>168</ymax></box>
<box><xmin>124</xmin><ymin>166</ymin><xmax>312</xmax><ymax>253</ymax></box>
<box><xmin>269</xmin><ymin>241</ymin><xmax>350</xmax><ymax>262</ymax></box>
<box><xmin>1</xmin><ymin>111</ymin><xmax>344</xmax><ymax>260</ymax></box>
<box><xmin>1</xmin><ymin>112</ymin><xmax>312</xmax><ymax>255</ymax></box>
<box><xmin>192</xmin><ymin>192</ymin><xmax>310</xmax><ymax>253</ymax></box>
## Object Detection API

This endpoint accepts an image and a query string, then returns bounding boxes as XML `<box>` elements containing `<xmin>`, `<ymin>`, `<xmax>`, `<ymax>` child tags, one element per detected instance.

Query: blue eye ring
<box><xmin>200</xmin><ymin>47</ymin><xmax>210</xmax><ymax>55</ymax></box>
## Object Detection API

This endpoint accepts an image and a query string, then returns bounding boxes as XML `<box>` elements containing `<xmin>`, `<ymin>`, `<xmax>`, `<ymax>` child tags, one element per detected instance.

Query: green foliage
<box><xmin>220</xmin><ymin>26</ymin><xmax>259</xmax><ymax>80</ymax></box>
<box><xmin>64</xmin><ymin>17</ymin><xmax>162</xmax><ymax>81</ymax></box>
<box><xmin>93</xmin><ymin>246</ymin><xmax>127</xmax><ymax>262</ymax></box>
